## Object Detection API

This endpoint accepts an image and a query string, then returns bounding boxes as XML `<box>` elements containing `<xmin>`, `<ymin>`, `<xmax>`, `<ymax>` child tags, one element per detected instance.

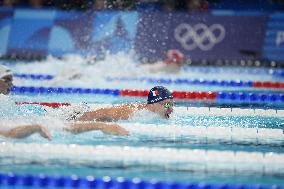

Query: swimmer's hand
<box><xmin>38</xmin><ymin>125</ymin><xmax>52</xmax><ymax>141</ymax></box>
<box><xmin>100</xmin><ymin>123</ymin><xmax>129</xmax><ymax>136</ymax></box>
<box><xmin>4</xmin><ymin>124</ymin><xmax>52</xmax><ymax>141</ymax></box>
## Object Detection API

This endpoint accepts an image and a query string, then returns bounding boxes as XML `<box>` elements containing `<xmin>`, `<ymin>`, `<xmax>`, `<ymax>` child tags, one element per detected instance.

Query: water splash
<box><xmin>10</xmin><ymin>52</ymin><xmax>282</xmax><ymax>90</ymax></box>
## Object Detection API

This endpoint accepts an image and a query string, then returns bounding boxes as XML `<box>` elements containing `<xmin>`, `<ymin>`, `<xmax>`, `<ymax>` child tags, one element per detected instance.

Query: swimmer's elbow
<box><xmin>76</xmin><ymin>112</ymin><xmax>94</xmax><ymax>121</ymax></box>
<box><xmin>63</xmin><ymin>127</ymin><xmax>77</xmax><ymax>134</ymax></box>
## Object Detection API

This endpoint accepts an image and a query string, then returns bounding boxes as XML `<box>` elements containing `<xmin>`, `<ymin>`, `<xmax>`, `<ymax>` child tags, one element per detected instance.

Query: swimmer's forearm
<box><xmin>65</xmin><ymin>122</ymin><xmax>105</xmax><ymax>134</ymax></box>
<box><xmin>5</xmin><ymin>124</ymin><xmax>42</xmax><ymax>138</ymax></box>
<box><xmin>65</xmin><ymin>122</ymin><xmax>129</xmax><ymax>136</ymax></box>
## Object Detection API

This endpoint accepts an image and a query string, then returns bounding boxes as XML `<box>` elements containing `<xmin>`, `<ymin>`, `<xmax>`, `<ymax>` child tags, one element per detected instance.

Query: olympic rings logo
<box><xmin>174</xmin><ymin>23</ymin><xmax>226</xmax><ymax>51</ymax></box>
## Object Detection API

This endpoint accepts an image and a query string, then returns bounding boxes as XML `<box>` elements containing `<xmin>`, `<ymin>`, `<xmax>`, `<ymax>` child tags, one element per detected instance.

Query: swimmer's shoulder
<box><xmin>111</xmin><ymin>103</ymin><xmax>145</xmax><ymax>113</ymax></box>
<box><xmin>128</xmin><ymin>103</ymin><xmax>147</xmax><ymax>111</ymax></box>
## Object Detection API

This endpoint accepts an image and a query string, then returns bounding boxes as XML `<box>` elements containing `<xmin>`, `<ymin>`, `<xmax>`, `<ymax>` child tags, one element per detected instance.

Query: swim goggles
<box><xmin>164</xmin><ymin>103</ymin><xmax>173</xmax><ymax>109</ymax></box>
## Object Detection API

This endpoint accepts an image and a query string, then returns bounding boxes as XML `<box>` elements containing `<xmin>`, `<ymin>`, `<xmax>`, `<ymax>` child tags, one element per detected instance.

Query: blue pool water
<box><xmin>0</xmin><ymin>55</ymin><xmax>284</xmax><ymax>187</ymax></box>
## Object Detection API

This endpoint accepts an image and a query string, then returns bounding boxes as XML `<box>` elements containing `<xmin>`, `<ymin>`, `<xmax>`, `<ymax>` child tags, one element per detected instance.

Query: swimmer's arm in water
<box><xmin>140</xmin><ymin>61</ymin><xmax>181</xmax><ymax>73</ymax></box>
<box><xmin>140</xmin><ymin>62</ymin><xmax>166</xmax><ymax>73</ymax></box>
<box><xmin>0</xmin><ymin>124</ymin><xmax>51</xmax><ymax>140</ymax></box>
<box><xmin>64</xmin><ymin>122</ymin><xmax>129</xmax><ymax>136</ymax></box>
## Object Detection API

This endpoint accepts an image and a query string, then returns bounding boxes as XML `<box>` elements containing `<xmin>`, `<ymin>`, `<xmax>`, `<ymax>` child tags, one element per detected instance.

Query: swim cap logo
<box><xmin>152</xmin><ymin>90</ymin><xmax>159</xmax><ymax>96</ymax></box>
<box><xmin>174</xmin><ymin>23</ymin><xmax>226</xmax><ymax>51</ymax></box>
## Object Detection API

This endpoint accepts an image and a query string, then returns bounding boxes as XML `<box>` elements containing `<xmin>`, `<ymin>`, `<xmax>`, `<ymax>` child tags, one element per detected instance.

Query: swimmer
<box><xmin>0</xmin><ymin>66</ymin><xmax>53</xmax><ymax>140</ymax></box>
<box><xmin>0</xmin><ymin>65</ymin><xmax>128</xmax><ymax>140</ymax></box>
<box><xmin>141</xmin><ymin>49</ymin><xmax>185</xmax><ymax>73</ymax></box>
<box><xmin>0</xmin><ymin>65</ymin><xmax>13</xmax><ymax>95</ymax></box>
<box><xmin>58</xmin><ymin>49</ymin><xmax>185</xmax><ymax>81</ymax></box>
<box><xmin>0</xmin><ymin>65</ymin><xmax>54</xmax><ymax>140</ymax></box>
<box><xmin>73</xmin><ymin>86</ymin><xmax>174</xmax><ymax>122</ymax></box>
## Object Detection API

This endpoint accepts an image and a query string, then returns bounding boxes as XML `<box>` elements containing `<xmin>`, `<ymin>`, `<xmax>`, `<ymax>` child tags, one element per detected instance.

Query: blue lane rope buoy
<box><xmin>0</xmin><ymin>173</ymin><xmax>280</xmax><ymax>189</ymax></box>
<box><xmin>13</xmin><ymin>73</ymin><xmax>284</xmax><ymax>89</ymax></box>
<box><xmin>106</xmin><ymin>76</ymin><xmax>256</xmax><ymax>88</ymax></box>
<box><xmin>13</xmin><ymin>73</ymin><xmax>54</xmax><ymax>80</ymax></box>
<box><xmin>14</xmin><ymin>68</ymin><xmax>284</xmax><ymax>81</ymax></box>
<box><xmin>216</xmin><ymin>92</ymin><xmax>284</xmax><ymax>102</ymax></box>
<box><xmin>11</xmin><ymin>86</ymin><xmax>120</xmax><ymax>96</ymax></box>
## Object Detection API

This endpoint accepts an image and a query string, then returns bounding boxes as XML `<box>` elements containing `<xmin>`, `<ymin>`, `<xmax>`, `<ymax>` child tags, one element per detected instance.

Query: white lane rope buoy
<box><xmin>0</xmin><ymin>142</ymin><xmax>283</xmax><ymax>174</ymax></box>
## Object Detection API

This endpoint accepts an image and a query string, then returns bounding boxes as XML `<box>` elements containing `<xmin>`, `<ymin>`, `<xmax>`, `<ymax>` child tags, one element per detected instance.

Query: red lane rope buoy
<box><xmin>15</xmin><ymin>102</ymin><xmax>71</xmax><ymax>108</ymax></box>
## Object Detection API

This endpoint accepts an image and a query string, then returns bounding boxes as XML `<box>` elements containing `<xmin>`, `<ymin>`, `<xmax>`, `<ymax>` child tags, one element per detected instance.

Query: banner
<box><xmin>0</xmin><ymin>8</ymin><xmax>278</xmax><ymax>62</ymax></box>
<box><xmin>0</xmin><ymin>8</ymin><xmax>13</xmax><ymax>56</ymax></box>
<box><xmin>262</xmin><ymin>13</ymin><xmax>284</xmax><ymax>61</ymax></box>
<box><xmin>6</xmin><ymin>9</ymin><xmax>55</xmax><ymax>57</ymax></box>
<box><xmin>47</xmin><ymin>10</ymin><xmax>138</xmax><ymax>57</ymax></box>
<box><xmin>90</xmin><ymin>11</ymin><xmax>138</xmax><ymax>57</ymax></box>
<box><xmin>48</xmin><ymin>11</ymin><xmax>93</xmax><ymax>56</ymax></box>
<box><xmin>135</xmin><ymin>12</ymin><xmax>267</xmax><ymax>62</ymax></box>
<box><xmin>0</xmin><ymin>8</ymin><xmax>138</xmax><ymax>58</ymax></box>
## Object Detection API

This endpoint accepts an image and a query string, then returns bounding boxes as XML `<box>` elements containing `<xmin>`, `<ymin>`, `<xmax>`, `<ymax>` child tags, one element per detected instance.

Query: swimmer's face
<box><xmin>153</xmin><ymin>99</ymin><xmax>174</xmax><ymax>119</ymax></box>
<box><xmin>0</xmin><ymin>74</ymin><xmax>13</xmax><ymax>95</ymax></box>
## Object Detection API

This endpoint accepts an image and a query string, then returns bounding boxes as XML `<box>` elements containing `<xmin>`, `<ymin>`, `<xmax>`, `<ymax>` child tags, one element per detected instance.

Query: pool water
<box><xmin>0</xmin><ymin>164</ymin><xmax>283</xmax><ymax>187</ymax></box>
<box><xmin>0</xmin><ymin>54</ymin><xmax>284</xmax><ymax>187</ymax></box>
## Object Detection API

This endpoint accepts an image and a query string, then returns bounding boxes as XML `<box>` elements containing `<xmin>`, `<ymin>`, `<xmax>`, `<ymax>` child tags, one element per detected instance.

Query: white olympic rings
<box><xmin>174</xmin><ymin>23</ymin><xmax>226</xmax><ymax>51</ymax></box>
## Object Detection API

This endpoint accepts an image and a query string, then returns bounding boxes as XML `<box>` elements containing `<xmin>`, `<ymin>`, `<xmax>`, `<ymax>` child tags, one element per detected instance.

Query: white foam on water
<box><xmin>10</xmin><ymin>52</ymin><xmax>282</xmax><ymax>90</ymax></box>
<box><xmin>0</xmin><ymin>94</ymin><xmax>67</xmax><ymax>134</ymax></box>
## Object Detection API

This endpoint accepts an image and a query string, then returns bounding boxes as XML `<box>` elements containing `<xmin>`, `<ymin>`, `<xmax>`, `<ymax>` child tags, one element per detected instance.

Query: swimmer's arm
<box><xmin>65</xmin><ymin>122</ymin><xmax>129</xmax><ymax>136</ymax></box>
<box><xmin>140</xmin><ymin>62</ymin><xmax>166</xmax><ymax>73</ymax></box>
<box><xmin>0</xmin><ymin>125</ymin><xmax>51</xmax><ymax>140</ymax></box>
<box><xmin>77</xmin><ymin>108</ymin><xmax>122</xmax><ymax>122</ymax></box>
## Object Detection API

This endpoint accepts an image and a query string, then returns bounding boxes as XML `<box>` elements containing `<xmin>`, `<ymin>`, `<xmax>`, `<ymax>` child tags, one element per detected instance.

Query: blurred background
<box><xmin>1</xmin><ymin>0</ymin><xmax>284</xmax><ymax>11</ymax></box>
<box><xmin>0</xmin><ymin>0</ymin><xmax>284</xmax><ymax>65</ymax></box>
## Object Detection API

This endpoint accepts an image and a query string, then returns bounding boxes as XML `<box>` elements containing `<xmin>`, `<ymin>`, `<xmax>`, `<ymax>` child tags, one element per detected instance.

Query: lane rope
<box><xmin>13</xmin><ymin>73</ymin><xmax>284</xmax><ymax>89</ymax></box>
<box><xmin>11</xmin><ymin>86</ymin><xmax>284</xmax><ymax>103</ymax></box>
<box><xmin>106</xmin><ymin>76</ymin><xmax>284</xmax><ymax>89</ymax></box>
<box><xmin>120</xmin><ymin>123</ymin><xmax>284</xmax><ymax>145</ymax></box>
<box><xmin>0</xmin><ymin>172</ymin><xmax>280</xmax><ymax>189</ymax></box>
<box><xmin>1</xmin><ymin>143</ymin><xmax>283</xmax><ymax>174</ymax></box>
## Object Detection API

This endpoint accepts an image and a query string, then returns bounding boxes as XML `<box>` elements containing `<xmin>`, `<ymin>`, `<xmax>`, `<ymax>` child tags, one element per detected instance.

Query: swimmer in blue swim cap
<box><xmin>75</xmin><ymin>86</ymin><xmax>174</xmax><ymax>122</ymax></box>
<box><xmin>2</xmin><ymin>86</ymin><xmax>173</xmax><ymax>140</ymax></box>
<box><xmin>0</xmin><ymin>86</ymin><xmax>174</xmax><ymax>140</ymax></box>
<box><xmin>146</xmin><ymin>86</ymin><xmax>174</xmax><ymax>119</ymax></box>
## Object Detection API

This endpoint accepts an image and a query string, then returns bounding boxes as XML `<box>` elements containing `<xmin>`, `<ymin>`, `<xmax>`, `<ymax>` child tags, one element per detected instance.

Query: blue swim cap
<box><xmin>147</xmin><ymin>86</ymin><xmax>173</xmax><ymax>104</ymax></box>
